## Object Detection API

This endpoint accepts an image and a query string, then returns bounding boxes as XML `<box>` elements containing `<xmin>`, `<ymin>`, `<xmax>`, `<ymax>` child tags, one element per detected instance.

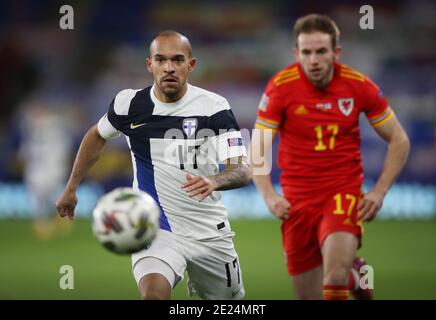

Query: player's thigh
<box><xmin>281</xmin><ymin>200</ymin><xmax>323</xmax><ymax>276</ymax></box>
<box><xmin>132</xmin><ymin>229</ymin><xmax>187</xmax><ymax>288</ymax></box>
<box><xmin>321</xmin><ymin>231</ymin><xmax>358</xmax><ymax>272</ymax></box>
<box><xmin>186</xmin><ymin>237</ymin><xmax>244</xmax><ymax>300</ymax></box>
<box><xmin>318</xmin><ymin>186</ymin><xmax>363</xmax><ymax>250</ymax></box>
<box><xmin>134</xmin><ymin>257</ymin><xmax>173</xmax><ymax>299</ymax></box>
<box><xmin>292</xmin><ymin>265</ymin><xmax>323</xmax><ymax>300</ymax></box>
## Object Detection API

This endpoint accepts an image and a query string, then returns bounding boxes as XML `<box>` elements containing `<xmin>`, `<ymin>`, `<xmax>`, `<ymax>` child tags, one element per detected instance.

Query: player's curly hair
<box><xmin>293</xmin><ymin>14</ymin><xmax>340</xmax><ymax>48</ymax></box>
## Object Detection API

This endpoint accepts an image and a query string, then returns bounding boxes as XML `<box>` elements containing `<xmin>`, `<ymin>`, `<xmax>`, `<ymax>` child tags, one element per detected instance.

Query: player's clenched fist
<box><xmin>181</xmin><ymin>174</ymin><xmax>218</xmax><ymax>202</ymax></box>
<box><xmin>56</xmin><ymin>188</ymin><xmax>78</xmax><ymax>220</ymax></box>
<box><xmin>265</xmin><ymin>193</ymin><xmax>291</xmax><ymax>220</ymax></box>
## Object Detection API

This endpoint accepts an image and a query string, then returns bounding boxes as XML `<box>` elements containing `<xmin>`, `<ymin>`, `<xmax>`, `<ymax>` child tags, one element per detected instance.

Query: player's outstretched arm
<box><xmin>249</xmin><ymin>128</ymin><xmax>290</xmax><ymax>220</ymax></box>
<box><xmin>181</xmin><ymin>156</ymin><xmax>252</xmax><ymax>202</ymax></box>
<box><xmin>358</xmin><ymin>113</ymin><xmax>410</xmax><ymax>221</ymax></box>
<box><xmin>56</xmin><ymin>124</ymin><xmax>107</xmax><ymax>219</ymax></box>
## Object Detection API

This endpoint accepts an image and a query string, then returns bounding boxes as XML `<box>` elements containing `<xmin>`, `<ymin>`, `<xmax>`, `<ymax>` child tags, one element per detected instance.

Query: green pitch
<box><xmin>0</xmin><ymin>218</ymin><xmax>435</xmax><ymax>299</ymax></box>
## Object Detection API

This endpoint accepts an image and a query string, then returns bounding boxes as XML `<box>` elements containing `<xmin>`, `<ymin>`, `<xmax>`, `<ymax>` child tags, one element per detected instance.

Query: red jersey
<box><xmin>256</xmin><ymin>62</ymin><xmax>393</xmax><ymax>197</ymax></box>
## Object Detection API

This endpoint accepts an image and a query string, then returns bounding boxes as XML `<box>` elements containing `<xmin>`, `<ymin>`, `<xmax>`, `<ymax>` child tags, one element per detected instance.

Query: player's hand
<box><xmin>55</xmin><ymin>187</ymin><xmax>78</xmax><ymax>220</ymax></box>
<box><xmin>265</xmin><ymin>193</ymin><xmax>291</xmax><ymax>220</ymax></box>
<box><xmin>181</xmin><ymin>174</ymin><xmax>218</xmax><ymax>202</ymax></box>
<box><xmin>357</xmin><ymin>190</ymin><xmax>384</xmax><ymax>222</ymax></box>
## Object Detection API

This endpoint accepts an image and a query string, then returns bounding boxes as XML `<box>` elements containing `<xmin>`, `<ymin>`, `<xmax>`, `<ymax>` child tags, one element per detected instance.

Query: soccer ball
<box><xmin>92</xmin><ymin>187</ymin><xmax>160</xmax><ymax>254</ymax></box>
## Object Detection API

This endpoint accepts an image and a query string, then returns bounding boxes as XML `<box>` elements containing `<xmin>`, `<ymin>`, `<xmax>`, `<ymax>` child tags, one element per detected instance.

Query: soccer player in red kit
<box><xmin>250</xmin><ymin>14</ymin><xmax>410</xmax><ymax>300</ymax></box>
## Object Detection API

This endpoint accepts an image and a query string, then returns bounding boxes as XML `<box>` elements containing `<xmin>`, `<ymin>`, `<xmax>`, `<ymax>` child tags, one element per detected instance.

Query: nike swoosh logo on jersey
<box><xmin>130</xmin><ymin>122</ymin><xmax>147</xmax><ymax>129</ymax></box>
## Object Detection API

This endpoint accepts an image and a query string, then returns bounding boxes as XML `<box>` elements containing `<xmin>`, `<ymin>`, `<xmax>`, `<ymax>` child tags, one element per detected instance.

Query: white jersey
<box><xmin>97</xmin><ymin>84</ymin><xmax>246</xmax><ymax>240</ymax></box>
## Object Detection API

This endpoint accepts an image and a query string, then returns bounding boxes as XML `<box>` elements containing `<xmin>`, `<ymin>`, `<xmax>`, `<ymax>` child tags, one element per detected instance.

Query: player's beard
<box><xmin>158</xmin><ymin>78</ymin><xmax>186</xmax><ymax>102</ymax></box>
<box><xmin>307</xmin><ymin>62</ymin><xmax>334</xmax><ymax>89</ymax></box>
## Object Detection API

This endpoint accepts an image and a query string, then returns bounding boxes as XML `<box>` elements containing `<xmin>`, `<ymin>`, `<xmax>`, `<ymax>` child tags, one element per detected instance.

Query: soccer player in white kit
<box><xmin>56</xmin><ymin>31</ymin><xmax>252</xmax><ymax>300</ymax></box>
<box><xmin>20</xmin><ymin>102</ymin><xmax>73</xmax><ymax>239</ymax></box>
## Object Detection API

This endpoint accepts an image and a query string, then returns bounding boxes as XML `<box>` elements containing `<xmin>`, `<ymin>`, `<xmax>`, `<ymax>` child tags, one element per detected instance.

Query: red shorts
<box><xmin>281</xmin><ymin>186</ymin><xmax>364</xmax><ymax>276</ymax></box>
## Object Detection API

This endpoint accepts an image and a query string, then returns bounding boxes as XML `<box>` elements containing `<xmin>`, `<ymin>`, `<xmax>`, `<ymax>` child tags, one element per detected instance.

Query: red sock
<box><xmin>348</xmin><ymin>271</ymin><xmax>356</xmax><ymax>291</ymax></box>
<box><xmin>323</xmin><ymin>285</ymin><xmax>349</xmax><ymax>300</ymax></box>
<box><xmin>348</xmin><ymin>268</ymin><xmax>359</xmax><ymax>291</ymax></box>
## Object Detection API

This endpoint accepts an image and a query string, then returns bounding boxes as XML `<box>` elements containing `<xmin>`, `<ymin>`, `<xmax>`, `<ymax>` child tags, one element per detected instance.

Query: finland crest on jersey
<box><xmin>97</xmin><ymin>84</ymin><xmax>247</xmax><ymax>240</ymax></box>
<box><xmin>183</xmin><ymin>118</ymin><xmax>197</xmax><ymax>137</ymax></box>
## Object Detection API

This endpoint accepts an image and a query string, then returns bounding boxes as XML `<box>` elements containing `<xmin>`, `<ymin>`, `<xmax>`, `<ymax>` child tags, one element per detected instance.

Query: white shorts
<box><xmin>132</xmin><ymin>229</ymin><xmax>244</xmax><ymax>300</ymax></box>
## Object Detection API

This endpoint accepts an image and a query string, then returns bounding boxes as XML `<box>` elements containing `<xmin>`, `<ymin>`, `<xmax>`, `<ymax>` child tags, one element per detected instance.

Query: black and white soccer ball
<box><xmin>92</xmin><ymin>187</ymin><xmax>160</xmax><ymax>254</ymax></box>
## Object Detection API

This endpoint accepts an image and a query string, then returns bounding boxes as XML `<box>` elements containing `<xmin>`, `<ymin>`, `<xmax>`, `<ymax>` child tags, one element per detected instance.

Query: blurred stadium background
<box><xmin>0</xmin><ymin>0</ymin><xmax>435</xmax><ymax>299</ymax></box>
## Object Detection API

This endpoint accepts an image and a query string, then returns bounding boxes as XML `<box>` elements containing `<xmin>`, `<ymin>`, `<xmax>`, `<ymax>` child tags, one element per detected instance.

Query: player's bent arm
<box><xmin>249</xmin><ymin>127</ymin><xmax>290</xmax><ymax>220</ymax></box>
<box><xmin>371</xmin><ymin>113</ymin><xmax>410</xmax><ymax>196</ymax></box>
<box><xmin>249</xmin><ymin>127</ymin><xmax>277</xmax><ymax>199</ymax></box>
<box><xmin>211</xmin><ymin>156</ymin><xmax>252</xmax><ymax>191</ymax></box>
<box><xmin>65</xmin><ymin>124</ymin><xmax>107</xmax><ymax>191</ymax></box>
<box><xmin>56</xmin><ymin>124</ymin><xmax>107</xmax><ymax>218</ymax></box>
<box><xmin>182</xmin><ymin>156</ymin><xmax>252</xmax><ymax>202</ymax></box>
<box><xmin>358</xmin><ymin>113</ymin><xmax>410</xmax><ymax>221</ymax></box>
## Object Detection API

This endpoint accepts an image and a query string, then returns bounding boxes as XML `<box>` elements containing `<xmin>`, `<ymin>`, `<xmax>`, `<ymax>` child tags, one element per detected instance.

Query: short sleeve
<box><xmin>210</xmin><ymin>130</ymin><xmax>247</xmax><ymax>162</ymax></box>
<box><xmin>97</xmin><ymin>113</ymin><xmax>121</xmax><ymax>140</ymax></box>
<box><xmin>96</xmin><ymin>95</ymin><xmax>124</xmax><ymax>140</ymax></box>
<box><xmin>255</xmin><ymin>79</ymin><xmax>285</xmax><ymax>130</ymax></box>
<box><xmin>97</xmin><ymin>89</ymin><xmax>140</xmax><ymax>139</ymax></box>
<box><xmin>208</xmin><ymin>101</ymin><xmax>247</xmax><ymax>162</ymax></box>
<box><xmin>362</xmin><ymin>78</ymin><xmax>393</xmax><ymax>127</ymax></box>
<box><xmin>106</xmin><ymin>96</ymin><xmax>123</xmax><ymax>131</ymax></box>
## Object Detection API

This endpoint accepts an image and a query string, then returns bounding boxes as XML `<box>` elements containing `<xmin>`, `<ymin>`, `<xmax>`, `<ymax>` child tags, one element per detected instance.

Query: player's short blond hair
<box><xmin>293</xmin><ymin>14</ymin><xmax>340</xmax><ymax>49</ymax></box>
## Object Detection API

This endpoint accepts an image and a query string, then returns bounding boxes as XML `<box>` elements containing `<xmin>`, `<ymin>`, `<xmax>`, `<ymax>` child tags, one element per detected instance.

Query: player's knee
<box><xmin>139</xmin><ymin>276</ymin><xmax>171</xmax><ymax>300</ymax></box>
<box><xmin>140</xmin><ymin>287</ymin><xmax>168</xmax><ymax>300</ymax></box>
<box><xmin>324</xmin><ymin>268</ymin><xmax>349</xmax><ymax>285</ymax></box>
